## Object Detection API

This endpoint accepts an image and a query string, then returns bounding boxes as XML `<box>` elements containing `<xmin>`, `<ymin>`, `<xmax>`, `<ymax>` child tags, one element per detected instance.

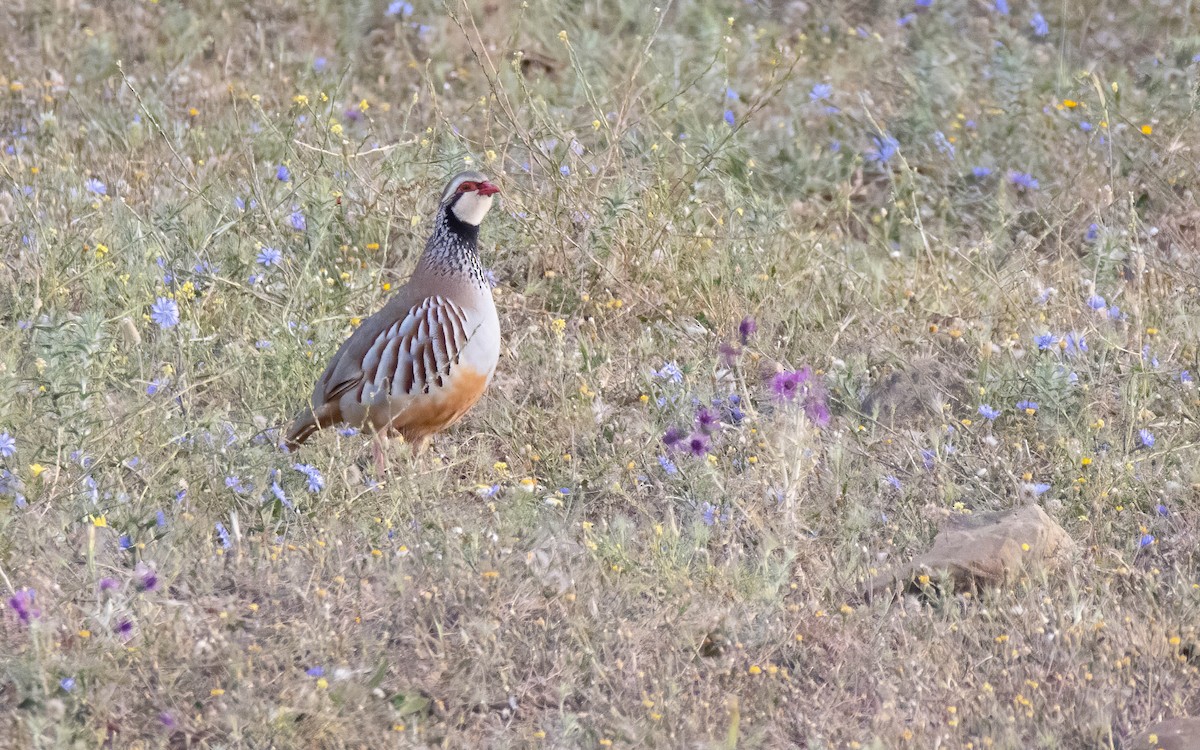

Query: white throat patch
<box><xmin>450</xmin><ymin>192</ymin><xmax>494</xmax><ymax>226</ymax></box>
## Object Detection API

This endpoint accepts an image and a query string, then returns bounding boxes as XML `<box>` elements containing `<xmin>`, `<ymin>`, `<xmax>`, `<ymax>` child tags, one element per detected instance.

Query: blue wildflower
<box><xmin>701</xmin><ymin>502</ymin><xmax>717</xmax><ymax>526</ymax></box>
<box><xmin>723</xmin><ymin>110</ymin><xmax>735</xmax><ymax>126</ymax></box>
<box><xmin>276</xmin><ymin>164</ymin><xmax>290</xmax><ymax>181</ymax></box>
<box><xmin>1087</xmin><ymin>294</ymin><xmax>1106</xmax><ymax>310</ymax></box>
<box><xmin>724</xmin><ymin>87</ymin><xmax>738</xmax><ymax>100</ymax></box>
<box><xmin>933</xmin><ymin>131</ymin><xmax>955</xmax><ymax>158</ymax></box>
<box><xmin>993</xmin><ymin>0</ymin><xmax>1009</xmax><ymax>13</ymax></box>
<box><xmin>657</xmin><ymin>455</ymin><xmax>678</xmax><ymax>475</ymax></box>
<box><xmin>1080</xmin><ymin>121</ymin><xmax>1093</xmax><ymax>132</ymax></box>
<box><xmin>1139</xmin><ymin>533</ymin><xmax>1154</xmax><ymax>548</ymax></box>
<box><xmin>293</xmin><ymin>463</ymin><xmax>325</xmax><ymax>492</ymax></box>
<box><xmin>972</xmin><ymin>166</ymin><xmax>992</xmax><ymax>178</ymax></box>
<box><xmin>1032</xmin><ymin>483</ymin><xmax>1051</xmax><ymax>495</ymax></box>
<box><xmin>1035</xmin><ymin>333</ymin><xmax>1056</xmax><ymax>350</ymax></box>
<box><xmin>119</xmin><ymin>535</ymin><xmax>133</xmax><ymax>550</ymax></box>
<box><xmin>289</xmin><ymin>208</ymin><xmax>307</xmax><ymax>231</ymax></box>
<box><xmin>150</xmin><ymin>297</ymin><xmax>180</xmax><ymax>329</ymax></box>
<box><xmin>1085</xmin><ymin>223</ymin><xmax>1100</xmax><ymax>242</ymax></box>
<box><xmin>306</xmin><ymin>665</ymin><xmax>325</xmax><ymax>677</ymax></box>
<box><xmin>652</xmin><ymin>361</ymin><xmax>683</xmax><ymax>383</ymax></box>
<box><xmin>85</xmin><ymin>178</ymin><xmax>107</xmax><ymax>195</ymax></box>
<box><xmin>885</xmin><ymin>475</ymin><xmax>902</xmax><ymax>490</ymax></box>
<box><xmin>156</xmin><ymin>509</ymin><xmax>167</xmax><ymax>527</ymax></box>
<box><xmin>921</xmin><ymin>449</ymin><xmax>935</xmax><ymax>470</ymax></box>
<box><xmin>1016</xmin><ymin>400</ymin><xmax>1038</xmax><ymax>413</ymax></box>
<box><xmin>215</xmin><ymin>522</ymin><xmax>232</xmax><ymax>549</ymax></box>
<box><xmin>559</xmin><ymin>165</ymin><xmax>570</xmax><ymax>176</ymax></box>
<box><xmin>0</xmin><ymin>433</ymin><xmax>14</xmax><ymax>459</ymax></box>
<box><xmin>868</xmin><ymin>133</ymin><xmax>899</xmax><ymax>163</ymax></box>
<box><xmin>1064</xmin><ymin>333</ymin><xmax>1087</xmax><ymax>356</ymax></box>
<box><xmin>1156</xmin><ymin>504</ymin><xmax>1169</xmax><ymax>517</ymax></box>
<box><xmin>314</xmin><ymin>57</ymin><xmax>328</xmax><ymax>72</ymax></box>
<box><xmin>1030</xmin><ymin>12</ymin><xmax>1049</xmax><ymax>36</ymax></box>
<box><xmin>1139</xmin><ymin>429</ymin><xmax>1155</xmax><ymax>448</ymax></box>
<box><xmin>1181</xmin><ymin>371</ymin><xmax>1193</xmax><ymax>384</ymax></box>
<box><xmin>60</xmin><ymin>677</ymin><xmax>76</xmax><ymax>692</ymax></box>
<box><xmin>809</xmin><ymin>83</ymin><xmax>833</xmax><ymax>102</ymax></box>
<box><xmin>1008</xmin><ymin>171</ymin><xmax>1039</xmax><ymax>190</ymax></box>
<box><xmin>978</xmin><ymin>404</ymin><xmax>1001</xmax><ymax>421</ymax></box>
<box><xmin>257</xmin><ymin>247</ymin><xmax>283</xmax><ymax>267</ymax></box>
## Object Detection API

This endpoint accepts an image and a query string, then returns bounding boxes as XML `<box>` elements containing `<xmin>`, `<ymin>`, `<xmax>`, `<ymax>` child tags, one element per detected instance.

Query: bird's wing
<box><xmin>316</xmin><ymin>294</ymin><xmax>473</xmax><ymax>405</ymax></box>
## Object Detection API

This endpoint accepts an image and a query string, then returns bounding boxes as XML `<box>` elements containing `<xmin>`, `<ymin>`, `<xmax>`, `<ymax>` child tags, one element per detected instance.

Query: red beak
<box><xmin>476</xmin><ymin>181</ymin><xmax>500</xmax><ymax>197</ymax></box>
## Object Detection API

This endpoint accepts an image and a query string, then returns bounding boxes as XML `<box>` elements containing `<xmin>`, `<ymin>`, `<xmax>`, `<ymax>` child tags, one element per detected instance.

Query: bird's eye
<box><xmin>456</xmin><ymin>181</ymin><xmax>478</xmax><ymax>193</ymax></box>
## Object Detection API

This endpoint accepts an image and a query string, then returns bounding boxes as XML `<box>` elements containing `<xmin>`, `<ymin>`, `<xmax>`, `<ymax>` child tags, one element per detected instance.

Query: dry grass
<box><xmin>3</xmin><ymin>0</ymin><xmax>1200</xmax><ymax>747</ymax></box>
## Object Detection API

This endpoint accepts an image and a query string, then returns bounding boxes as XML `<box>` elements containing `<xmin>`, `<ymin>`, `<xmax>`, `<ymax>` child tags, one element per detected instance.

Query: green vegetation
<box><xmin>2</xmin><ymin>0</ymin><xmax>1199</xmax><ymax>746</ymax></box>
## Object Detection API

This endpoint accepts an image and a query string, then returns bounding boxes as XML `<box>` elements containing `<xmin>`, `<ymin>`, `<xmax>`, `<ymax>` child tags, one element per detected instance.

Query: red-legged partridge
<box><xmin>285</xmin><ymin>171</ymin><xmax>502</xmax><ymax>464</ymax></box>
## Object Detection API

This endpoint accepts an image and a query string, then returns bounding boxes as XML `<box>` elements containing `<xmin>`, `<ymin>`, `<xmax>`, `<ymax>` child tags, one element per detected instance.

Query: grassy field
<box><xmin>3</xmin><ymin>0</ymin><xmax>1200</xmax><ymax>747</ymax></box>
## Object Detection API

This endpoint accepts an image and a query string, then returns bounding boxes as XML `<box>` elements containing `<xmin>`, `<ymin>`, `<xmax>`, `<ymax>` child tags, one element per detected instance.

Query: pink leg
<box><xmin>371</xmin><ymin>432</ymin><xmax>389</xmax><ymax>477</ymax></box>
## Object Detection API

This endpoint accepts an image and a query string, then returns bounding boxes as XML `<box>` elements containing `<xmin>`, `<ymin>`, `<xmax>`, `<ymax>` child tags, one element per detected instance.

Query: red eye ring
<box><xmin>457</xmin><ymin>181</ymin><xmax>478</xmax><ymax>193</ymax></box>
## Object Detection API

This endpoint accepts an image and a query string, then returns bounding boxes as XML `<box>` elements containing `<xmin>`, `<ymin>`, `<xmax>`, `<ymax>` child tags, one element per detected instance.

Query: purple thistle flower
<box><xmin>135</xmin><ymin>563</ymin><xmax>158</xmax><ymax>592</ymax></box>
<box><xmin>115</xmin><ymin>619</ymin><xmax>134</xmax><ymax>638</ymax></box>
<box><xmin>685</xmin><ymin>433</ymin><xmax>710</xmax><ymax>457</ymax></box>
<box><xmin>98</xmin><ymin>577</ymin><xmax>119</xmax><ymax>592</ymax></box>
<box><xmin>738</xmin><ymin>316</ymin><xmax>757</xmax><ymax>344</ymax></box>
<box><xmin>7</xmin><ymin>588</ymin><xmax>38</xmax><ymax>624</ymax></box>
<box><xmin>804</xmin><ymin>398</ymin><xmax>831</xmax><ymax>427</ymax></box>
<box><xmin>770</xmin><ymin>368</ymin><xmax>811</xmax><ymax>402</ymax></box>
<box><xmin>663</xmin><ymin>427</ymin><xmax>685</xmax><ymax>450</ymax></box>
<box><xmin>696</xmin><ymin>407</ymin><xmax>721</xmax><ymax>434</ymax></box>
